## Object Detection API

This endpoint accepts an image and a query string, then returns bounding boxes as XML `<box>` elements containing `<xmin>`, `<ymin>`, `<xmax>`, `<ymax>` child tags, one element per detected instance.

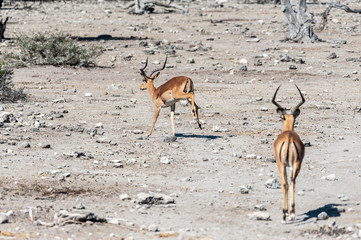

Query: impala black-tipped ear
<box><xmin>277</xmin><ymin>108</ymin><xmax>285</xmax><ymax>119</ymax></box>
<box><xmin>293</xmin><ymin>108</ymin><xmax>301</xmax><ymax>118</ymax></box>
<box><xmin>153</xmin><ymin>72</ymin><xmax>160</xmax><ymax>79</ymax></box>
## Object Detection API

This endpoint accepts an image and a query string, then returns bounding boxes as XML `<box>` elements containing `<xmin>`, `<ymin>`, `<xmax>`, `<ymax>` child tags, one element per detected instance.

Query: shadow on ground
<box><xmin>295</xmin><ymin>203</ymin><xmax>347</xmax><ymax>224</ymax></box>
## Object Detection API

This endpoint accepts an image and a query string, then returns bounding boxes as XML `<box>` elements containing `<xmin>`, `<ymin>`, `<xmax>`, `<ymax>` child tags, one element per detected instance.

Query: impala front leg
<box><xmin>147</xmin><ymin>106</ymin><xmax>161</xmax><ymax>136</ymax></box>
<box><xmin>170</xmin><ymin>104</ymin><xmax>176</xmax><ymax>136</ymax></box>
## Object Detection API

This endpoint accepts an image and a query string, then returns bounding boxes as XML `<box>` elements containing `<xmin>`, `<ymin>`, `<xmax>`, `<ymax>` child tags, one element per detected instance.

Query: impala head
<box><xmin>272</xmin><ymin>84</ymin><xmax>305</xmax><ymax>125</ymax></box>
<box><xmin>139</xmin><ymin>56</ymin><xmax>168</xmax><ymax>90</ymax></box>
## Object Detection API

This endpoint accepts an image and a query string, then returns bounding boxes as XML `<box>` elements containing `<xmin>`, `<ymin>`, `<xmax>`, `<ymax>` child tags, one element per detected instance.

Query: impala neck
<box><xmin>147</xmin><ymin>80</ymin><xmax>157</xmax><ymax>100</ymax></box>
<box><xmin>283</xmin><ymin>115</ymin><xmax>295</xmax><ymax>131</ymax></box>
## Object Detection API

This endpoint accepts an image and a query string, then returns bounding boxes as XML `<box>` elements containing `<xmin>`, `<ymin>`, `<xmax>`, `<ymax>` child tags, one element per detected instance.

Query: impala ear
<box><xmin>153</xmin><ymin>72</ymin><xmax>160</xmax><ymax>79</ymax></box>
<box><xmin>293</xmin><ymin>109</ymin><xmax>301</xmax><ymax>118</ymax></box>
<box><xmin>277</xmin><ymin>108</ymin><xmax>285</xmax><ymax>119</ymax></box>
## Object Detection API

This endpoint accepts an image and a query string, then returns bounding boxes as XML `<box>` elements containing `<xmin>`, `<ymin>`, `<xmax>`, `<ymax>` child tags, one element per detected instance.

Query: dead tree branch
<box><xmin>0</xmin><ymin>17</ymin><xmax>9</xmax><ymax>40</ymax></box>
<box><xmin>320</xmin><ymin>3</ymin><xmax>361</xmax><ymax>31</ymax></box>
<box><xmin>120</xmin><ymin>0</ymin><xmax>187</xmax><ymax>15</ymax></box>
<box><xmin>281</xmin><ymin>0</ymin><xmax>320</xmax><ymax>43</ymax></box>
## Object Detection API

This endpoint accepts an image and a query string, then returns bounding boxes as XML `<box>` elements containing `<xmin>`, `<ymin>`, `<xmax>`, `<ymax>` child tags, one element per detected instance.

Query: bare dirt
<box><xmin>0</xmin><ymin>1</ymin><xmax>361</xmax><ymax>239</ymax></box>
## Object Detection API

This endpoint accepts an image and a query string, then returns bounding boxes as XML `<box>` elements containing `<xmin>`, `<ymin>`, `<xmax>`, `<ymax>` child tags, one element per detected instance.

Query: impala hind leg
<box><xmin>170</xmin><ymin>104</ymin><xmax>176</xmax><ymax>136</ymax></box>
<box><xmin>147</xmin><ymin>107</ymin><xmax>161</xmax><ymax>136</ymax></box>
<box><xmin>278</xmin><ymin>164</ymin><xmax>289</xmax><ymax>223</ymax></box>
<box><xmin>194</xmin><ymin>102</ymin><xmax>202</xmax><ymax>130</ymax></box>
<box><xmin>289</xmin><ymin>161</ymin><xmax>301</xmax><ymax>221</ymax></box>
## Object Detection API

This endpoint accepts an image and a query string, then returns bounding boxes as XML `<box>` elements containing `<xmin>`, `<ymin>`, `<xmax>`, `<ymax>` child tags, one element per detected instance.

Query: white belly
<box><xmin>163</xmin><ymin>98</ymin><xmax>179</xmax><ymax>107</ymax></box>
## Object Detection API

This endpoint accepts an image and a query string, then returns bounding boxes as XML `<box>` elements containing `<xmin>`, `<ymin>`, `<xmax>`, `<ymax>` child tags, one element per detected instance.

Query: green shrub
<box><xmin>16</xmin><ymin>32</ymin><xmax>104</xmax><ymax>67</ymax></box>
<box><xmin>0</xmin><ymin>63</ymin><xmax>26</xmax><ymax>102</ymax></box>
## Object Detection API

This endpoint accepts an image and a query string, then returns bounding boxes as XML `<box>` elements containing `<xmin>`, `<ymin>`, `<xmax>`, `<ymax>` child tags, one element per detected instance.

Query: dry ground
<box><xmin>0</xmin><ymin>0</ymin><xmax>361</xmax><ymax>239</ymax></box>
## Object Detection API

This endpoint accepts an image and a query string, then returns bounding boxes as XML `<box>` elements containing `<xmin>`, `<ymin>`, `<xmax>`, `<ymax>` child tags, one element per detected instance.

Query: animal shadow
<box><xmin>297</xmin><ymin>203</ymin><xmax>346</xmax><ymax>224</ymax></box>
<box><xmin>175</xmin><ymin>133</ymin><xmax>222</xmax><ymax>140</ymax></box>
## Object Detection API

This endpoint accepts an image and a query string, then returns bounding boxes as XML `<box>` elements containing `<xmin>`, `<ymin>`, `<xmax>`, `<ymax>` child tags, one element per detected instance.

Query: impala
<box><xmin>139</xmin><ymin>56</ymin><xmax>202</xmax><ymax>136</ymax></box>
<box><xmin>272</xmin><ymin>84</ymin><xmax>305</xmax><ymax>223</ymax></box>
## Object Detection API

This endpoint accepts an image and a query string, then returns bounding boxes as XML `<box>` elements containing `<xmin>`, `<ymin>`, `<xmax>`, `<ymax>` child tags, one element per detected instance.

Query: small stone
<box><xmin>254</xmin><ymin>204</ymin><xmax>267</xmax><ymax>211</ymax></box>
<box><xmin>248</xmin><ymin>211</ymin><xmax>271</xmax><ymax>221</ymax></box>
<box><xmin>132</xmin><ymin>130</ymin><xmax>143</xmax><ymax>134</ymax></box>
<box><xmin>297</xmin><ymin>190</ymin><xmax>305</xmax><ymax>196</ymax></box>
<box><xmin>163</xmin><ymin>136</ymin><xmax>177</xmax><ymax>143</ymax></box>
<box><xmin>75</xmin><ymin>203</ymin><xmax>86</xmax><ymax>209</ymax></box>
<box><xmin>327</xmin><ymin>52</ymin><xmax>337</xmax><ymax>59</ymax></box>
<box><xmin>21</xmin><ymin>142</ymin><xmax>31</xmax><ymax>148</ymax></box>
<box><xmin>119</xmin><ymin>194</ymin><xmax>131</xmax><ymax>201</ymax></box>
<box><xmin>289</xmin><ymin>65</ymin><xmax>297</xmax><ymax>70</ymax></box>
<box><xmin>126</xmin><ymin>158</ymin><xmax>136</xmax><ymax>166</ymax></box>
<box><xmin>148</xmin><ymin>224</ymin><xmax>159</xmax><ymax>232</ymax></box>
<box><xmin>239</xmin><ymin>65</ymin><xmax>247</xmax><ymax>71</ymax></box>
<box><xmin>84</xmin><ymin>93</ymin><xmax>92</xmax><ymax>97</ymax></box>
<box><xmin>246</xmin><ymin>154</ymin><xmax>257</xmax><ymax>159</ymax></box>
<box><xmin>317</xmin><ymin>211</ymin><xmax>329</xmax><ymax>220</ymax></box>
<box><xmin>0</xmin><ymin>213</ymin><xmax>8</xmax><ymax>224</ymax></box>
<box><xmin>260</xmin><ymin>107</ymin><xmax>268</xmax><ymax>111</ymax></box>
<box><xmin>160</xmin><ymin>157</ymin><xmax>172</xmax><ymax>164</ymax></box>
<box><xmin>338</xmin><ymin>194</ymin><xmax>349</xmax><ymax>201</ymax></box>
<box><xmin>325</xmin><ymin>174</ymin><xmax>337</xmax><ymax>181</ymax></box>
<box><xmin>260</xmin><ymin>139</ymin><xmax>268</xmax><ymax>144</ymax></box>
<box><xmin>39</xmin><ymin>143</ymin><xmax>51</xmax><ymax>149</ymax></box>
<box><xmin>232</xmin><ymin>153</ymin><xmax>242</xmax><ymax>158</ymax></box>
<box><xmin>96</xmin><ymin>138</ymin><xmax>111</xmax><ymax>144</ymax></box>
<box><xmin>239</xmin><ymin>185</ymin><xmax>249</xmax><ymax>194</ymax></box>
<box><xmin>265</xmin><ymin>178</ymin><xmax>281</xmax><ymax>189</ymax></box>
<box><xmin>187</xmin><ymin>58</ymin><xmax>195</xmax><ymax>64</ymax></box>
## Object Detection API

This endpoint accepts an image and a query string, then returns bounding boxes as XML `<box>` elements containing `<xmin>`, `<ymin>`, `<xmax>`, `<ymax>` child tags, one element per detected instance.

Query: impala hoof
<box><xmin>289</xmin><ymin>214</ymin><xmax>295</xmax><ymax>222</ymax></box>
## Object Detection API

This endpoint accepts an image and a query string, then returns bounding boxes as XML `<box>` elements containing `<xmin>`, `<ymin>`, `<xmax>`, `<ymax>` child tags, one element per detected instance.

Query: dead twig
<box><xmin>320</xmin><ymin>3</ymin><xmax>361</xmax><ymax>31</ymax></box>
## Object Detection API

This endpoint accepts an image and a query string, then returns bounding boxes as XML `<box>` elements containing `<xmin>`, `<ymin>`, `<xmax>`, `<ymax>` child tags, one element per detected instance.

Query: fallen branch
<box><xmin>320</xmin><ymin>3</ymin><xmax>361</xmax><ymax>31</ymax></box>
<box><xmin>0</xmin><ymin>17</ymin><xmax>9</xmax><ymax>40</ymax></box>
<box><xmin>120</xmin><ymin>0</ymin><xmax>187</xmax><ymax>15</ymax></box>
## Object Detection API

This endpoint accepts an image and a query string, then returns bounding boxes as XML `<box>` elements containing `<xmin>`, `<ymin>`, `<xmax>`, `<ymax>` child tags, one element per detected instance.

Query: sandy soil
<box><xmin>0</xmin><ymin>0</ymin><xmax>361</xmax><ymax>239</ymax></box>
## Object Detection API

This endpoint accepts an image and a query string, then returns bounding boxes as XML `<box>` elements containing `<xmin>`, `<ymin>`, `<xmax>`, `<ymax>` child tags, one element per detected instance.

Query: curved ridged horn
<box><xmin>140</xmin><ymin>57</ymin><xmax>149</xmax><ymax>75</ymax></box>
<box><xmin>292</xmin><ymin>84</ymin><xmax>305</xmax><ymax>112</ymax></box>
<box><xmin>149</xmin><ymin>55</ymin><xmax>167</xmax><ymax>77</ymax></box>
<box><xmin>272</xmin><ymin>85</ymin><xmax>283</xmax><ymax>110</ymax></box>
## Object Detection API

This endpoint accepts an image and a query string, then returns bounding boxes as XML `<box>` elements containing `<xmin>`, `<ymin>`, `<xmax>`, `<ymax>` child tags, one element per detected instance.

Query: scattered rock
<box><xmin>137</xmin><ymin>192</ymin><xmax>175</xmax><ymax>205</ymax></box>
<box><xmin>232</xmin><ymin>153</ymin><xmax>242</xmax><ymax>158</ymax></box>
<box><xmin>163</xmin><ymin>136</ymin><xmax>177</xmax><ymax>142</ymax></box>
<box><xmin>246</xmin><ymin>154</ymin><xmax>257</xmax><ymax>159</ymax></box>
<box><xmin>324</xmin><ymin>174</ymin><xmax>337</xmax><ymax>181</ymax></box>
<box><xmin>39</xmin><ymin>143</ymin><xmax>51</xmax><ymax>149</ymax></box>
<box><xmin>254</xmin><ymin>204</ymin><xmax>267</xmax><ymax>211</ymax></box>
<box><xmin>248</xmin><ymin>211</ymin><xmax>271</xmax><ymax>221</ymax></box>
<box><xmin>317</xmin><ymin>211</ymin><xmax>329</xmax><ymax>220</ymax></box>
<box><xmin>265</xmin><ymin>178</ymin><xmax>281</xmax><ymax>189</ymax></box>
<box><xmin>54</xmin><ymin>210</ymin><xmax>106</xmax><ymax>225</ymax></box>
<box><xmin>160</xmin><ymin>157</ymin><xmax>172</xmax><ymax>164</ymax></box>
<box><xmin>126</xmin><ymin>158</ymin><xmax>137</xmax><ymax>166</ymax></box>
<box><xmin>84</xmin><ymin>93</ymin><xmax>92</xmax><ymax>97</ymax></box>
<box><xmin>327</xmin><ymin>52</ymin><xmax>337</xmax><ymax>59</ymax></box>
<box><xmin>0</xmin><ymin>213</ymin><xmax>9</xmax><ymax>224</ymax></box>
<box><xmin>119</xmin><ymin>194</ymin><xmax>131</xmax><ymax>201</ymax></box>
<box><xmin>96</xmin><ymin>138</ymin><xmax>111</xmax><ymax>144</ymax></box>
<box><xmin>148</xmin><ymin>224</ymin><xmax>159</xmax><ymax>232</ymax></box>
<box><xmin>239</xmin><ymin>185</ymin><xmax>249</xmax><ymax>194</ymax></box>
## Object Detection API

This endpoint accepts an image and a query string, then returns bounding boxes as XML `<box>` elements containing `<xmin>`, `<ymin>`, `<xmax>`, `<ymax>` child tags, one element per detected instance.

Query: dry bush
<box><xmin>16</xmin><ymin>32</ymin><xmax>104</xmax><ymax>67</ymax></box>
<box><xmin>0</xmin><ymin>63</ymin><xmax>26</xmax><ymax>102</ymax></box>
